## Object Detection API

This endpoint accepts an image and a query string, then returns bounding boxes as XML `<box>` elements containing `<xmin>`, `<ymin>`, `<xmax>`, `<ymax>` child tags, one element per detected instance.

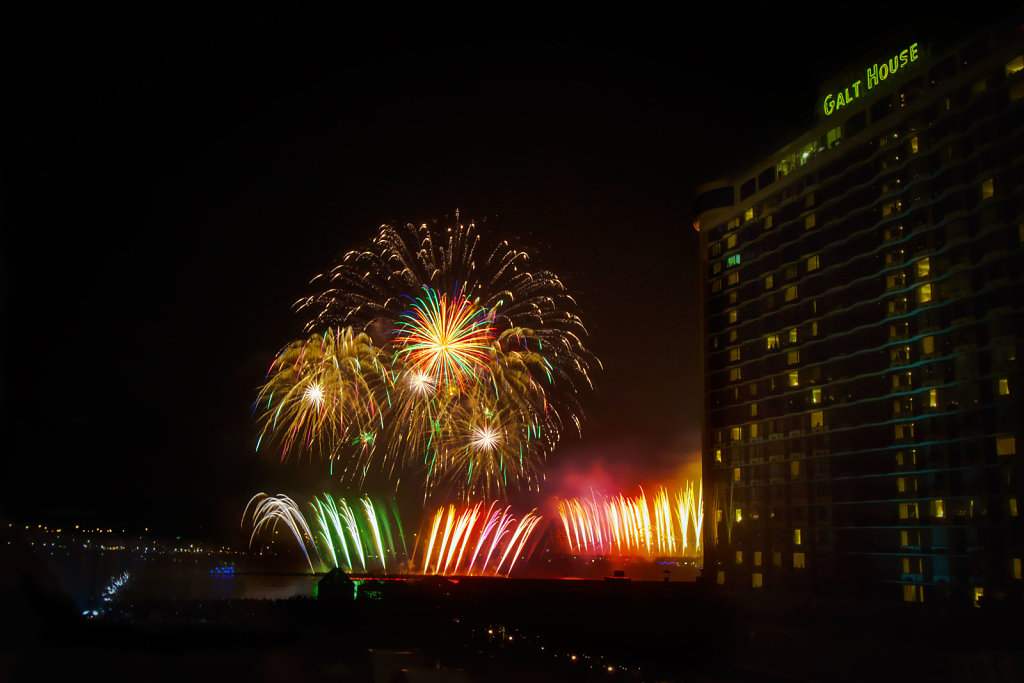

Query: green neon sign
<box><xmin>823</xmin><ymin>43</ymin><xmax>921</xmax><ymax>117</ymax></box>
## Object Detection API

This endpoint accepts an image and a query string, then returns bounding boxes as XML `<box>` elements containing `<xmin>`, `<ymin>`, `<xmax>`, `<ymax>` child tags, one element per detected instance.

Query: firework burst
<box><xmin>254</xmin><ymin>327</ymin><xmax>391</xmax><ymax>466</ymax></box>
<box><xmin>393</xmin><ymin>287</ymin><xmax>496</xmax><ymax>390</ymax></box>
<box><xmin>258</xmin><ymin>214</ymin><xmax>598</xmax><ymax>499</ymax></box>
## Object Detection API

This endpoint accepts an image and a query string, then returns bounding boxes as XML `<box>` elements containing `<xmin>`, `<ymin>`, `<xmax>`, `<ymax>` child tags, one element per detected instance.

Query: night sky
<box><xmin>3</xmin><ymin>5</ymin><xmax>988</xmax><ymax>537</ymax></box>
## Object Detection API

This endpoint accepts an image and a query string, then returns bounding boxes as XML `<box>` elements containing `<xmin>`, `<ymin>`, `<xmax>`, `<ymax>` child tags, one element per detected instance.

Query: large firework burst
<box><xmin>258</xmin><ymin>214</ymin><xmax>598</xmax><ymax>499</ymax></box>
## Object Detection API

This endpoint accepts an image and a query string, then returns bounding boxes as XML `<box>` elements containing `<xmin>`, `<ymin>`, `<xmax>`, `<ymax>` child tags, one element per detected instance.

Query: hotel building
<box><xmin>695</xmin><ymin>23</ymin><xmax>1024</xmax><ymax>602</ymax></box>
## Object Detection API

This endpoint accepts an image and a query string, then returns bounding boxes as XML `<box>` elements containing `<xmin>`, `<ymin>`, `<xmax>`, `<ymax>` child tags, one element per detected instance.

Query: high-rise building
<box><xmin>695</xmin><ymin>23</ymin><xmax>1024</xmax><ymax>602</ymax></box>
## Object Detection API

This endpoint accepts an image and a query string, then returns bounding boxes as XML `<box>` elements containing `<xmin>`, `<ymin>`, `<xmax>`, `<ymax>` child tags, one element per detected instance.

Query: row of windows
<box><xmin>709</xmin><ymin>169</ymin><xmax>995</xmax><ymax>295</ymax></box>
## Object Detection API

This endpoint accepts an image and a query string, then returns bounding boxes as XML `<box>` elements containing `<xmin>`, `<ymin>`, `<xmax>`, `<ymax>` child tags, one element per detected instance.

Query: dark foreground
<box><xmin>6</xmin><ymin>565</ymin><xmax>1024</xmax><ymax>683</ymax></box>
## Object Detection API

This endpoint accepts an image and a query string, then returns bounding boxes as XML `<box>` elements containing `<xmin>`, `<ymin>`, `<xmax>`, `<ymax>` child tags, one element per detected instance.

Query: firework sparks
<box><xmin>245</xmin><ymin>492</ymin><xmax>408</xmax><ymax>574</ymax></box>
<box><xmin>243</xmin><ymin>493</ymin><xmax>321</xmax><ymax>572</ymax></box>
<box><xmin>417</xmin><ymin>501</ymin><xmax>543</xmax><ymax>577</ymax></box>
<box><xmin>394</xmin><ymin>287</ymin><xmax>495</xmax><ymax>389</ymax></box>
<box><xmin>556</xmin><ymin>483</ymin><xmax>703</xmax><ymax>558</ymax></box>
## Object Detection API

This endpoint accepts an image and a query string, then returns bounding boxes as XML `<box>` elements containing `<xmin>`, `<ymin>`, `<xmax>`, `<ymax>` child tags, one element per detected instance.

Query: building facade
<box><xmin>695</xmin><ymin>24</ymin><xmax>1024</xmax><ymax>602</ymax></box>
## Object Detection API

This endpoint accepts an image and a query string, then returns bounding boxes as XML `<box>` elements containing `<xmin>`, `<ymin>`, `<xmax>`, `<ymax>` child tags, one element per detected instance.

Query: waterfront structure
<box><xmin>695</xmin><ymin>24</ymin><xmax>1024</xmax><ymax>602</ymax></box>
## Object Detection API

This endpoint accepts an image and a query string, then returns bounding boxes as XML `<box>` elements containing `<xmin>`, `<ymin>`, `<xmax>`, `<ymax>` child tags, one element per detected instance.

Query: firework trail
<box><xmin>417</xmin><ymin>501</ymin><xmax>543</xmax><ymax>577</ymax></box>
<box><xmin>556</xmin><ymin>483</ymin><xmax>703</xmax><ymax>558</ymax></box>
<box><xmin>244</xmin><ymin>493</ymin><xmax>407</xmax><ymax>574</ymax></box>
<box><xmin>243</xmin><ymin>493</ymin><xmax>321</xmax><ymax>572</ymax></box>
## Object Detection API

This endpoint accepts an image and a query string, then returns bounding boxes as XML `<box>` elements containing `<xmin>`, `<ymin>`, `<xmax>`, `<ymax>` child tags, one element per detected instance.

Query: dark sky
<box><xmin>2</xmin><ymin>5</ymin><xmax>990</xmax><ymax>536</ymax></box>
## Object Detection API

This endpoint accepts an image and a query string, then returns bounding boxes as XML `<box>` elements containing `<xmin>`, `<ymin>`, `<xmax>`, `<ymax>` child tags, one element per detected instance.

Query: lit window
<box><xmin>916</xmin><ymin>257</ymin><xmax>929</xmax><ymax>278</ymax></box>
<box><xmin>1014</xmin><ymin>558</ymin><xmax>1023</xmax><ymax>580</ymax></box>
<box><xmin>729</xmin><ymin>347</ymin><xmax>741</xmax><ymax>362</ymax></box>
<box><xmin>766</xmin><ymin>334</ymin><xmax>779</xmax><ymax>350</ymax></box>
<box><xmin>811</xmin><ymin>388</ymin><xmax>821</xmax><ymax>404</ymax></box>
<box><xmin>729</xmin><ymin>329</ymin><xmax>737</xmax><ymax>342</ymax></box>
<box><xmin>973</xmin><ymin>587</ymin><xmax>984</xmax><ymax>607</ymax></box>
<box><xmin>785</xmin><ymin>286</ymin><xmax>798</xmax><ymax>302</ymax></box>
<box><xmin>929</xmin><ymin>389</ymin><xmax>938</xmax><ymax>408</ymax></box>
<box><xmin>903</xmin><ymin>584</ymin><xmax>923</xmax><ymax>602</ymax></box>
<box><xmin>1007</xmin><ymin>55</ymin><xmax>1024</xmax><ymax>76</ymax></box>
<box><xmin>910</xmin><ymin>136</ymin><xmax>919</xmax><ymax>153</ymax></box>
<box><xmin>727</xmin><ymin>254</ymin><xmax>741</xmax><ymax>268</ymax></box>
<box><xmin>754</xmin><ymin>551</ymin><xmax>762</xmax><ymax>566</ymax></box>
<box><xmin>811</xmin><ymin>410</ymin><xmax>823</xmax><ymax>428</ymax></box>
<box><xmin>793</xmin><ymin>552</ymin><xmax>805</xmax><ymax>569</ymax></box>
<box><xmin>999</xmin><ymin>379</ymin><xmax>1009</xmax><ymax>396</ymax></box>
<box><xmin>735</xmin><ymin>508</ymin><xmax>742</xmax><ymax>523</ymax></box>
<box><xmin>709</xmin><ymin>243</ymin><xmax>722</xmax><ymax>258</ymax></box>
<box><xmin>917</xmin><ymin>284</ymin><xmax>932</xmax><ymax>304</ymax></box>
<box><xmin>744</xmin><ymin>207</ymin><xmax>754</xmax><ymax>221</ymax></box>
<box><xmin>752</xmin><ymin>573</ymin><xmax>763</xmax><ymax>588</ymax></box>
<box><xmin>715</xmin><ymin>449</ymin><xmax>722</xmax><ymax>462</ymax></box>
<box><xmin>788</xmin><ymin>328</ymin><xmax>798</xmax><ymax>344</ymax></box>
<box><xmin>827</xmin><ymin>126</ymin><xmax>841</xmax><ymax>148</ymax></box>
<box><xmin>765</xmin><ymin>274</ymin><xmax>774</xmax><ymax>289</ymax></box>
<box><xmin>734</xmin><ymin>467</ymin><xmax>741</xmax><ymax>482</ymax></box>
<box><xmin>898</xmin><ymin>477</ymin><xmax>906</xmax><ymax>492</ymax></box>
<box><xmin>922</xmin><ymin>336</ymin><xmax>935</xmax><ymax>355</ymax></box>
<box><xmin>728</xmin><ymin>217</ymin><xmax>740</xmax><ymax>229</ymax></box>
<box><xmin>788</xmin><ymin>371</ymin><xmax>799</xmax><ymax>387</ymax></box>
<box><xmin>932</xmin><ymin>499</ymin><xmax>945</xmax><ymax>518</ymax></box>
<box><xmin>787</xmin><ymin>350</ymin><xmax>800</xmax><ymax>365</ymax></box>
<box><xmin>716</xmin><ymin>509</ymin><xmax>723</xmax><ymax>522</ymax></box>
<box><xmin>731</xmin><ymin>427</ymin><xmax>742</xmax><ymax>441</ymax></box>
<box><xmin>713</xmin><ymin>261</ymin><xmax>723</xmax><ymax>275</ymax></box>
<box><xmin>811</xmin><ymin>321</ymin><xmax>818</xmax><ymax>336</ymax></box>
<box><xmin>982</xmin><ymin>178</ymin><xmax>994</xmax><ymax>199</ymax></box>
<box><xmin>900</xmin><ymin>530</ymin><xmax>909</xmax><ymax>546</ymax></box>
<box><xmin>997</xmin><ymin>436</ymin><xmax>1016</xmax><ymax>456</ymax></box>
<box><xmin>900</xmin><ymin>503</ymin><xmax>919</xmax><ymax>519</ymax></box>
<box><xmin>750</xmin><ymin>403</ymin><xmax>758</xmax><ymax>417</ymax></box>
<box><xmin>807</xmin><ymin>254</ymin><xmax>820</xmax><ymax>272</ymax></box>
<box><xmin>804</xmin><ymin>214</ymin><xmax>816</xmax><ymax>229</ymax></box>
<box><xmin>727</xmin><ymin>271</ymin><xmax>739</xmax><ymax>287</ymax></box>
<box><xmin>773</xmin><ymin>552</ymin><xmax>782</xmax><ymax>567</ymax></box>
<box><xmin>764</xmin><ymin>215</ymin><xmax>773</xmax><ymax>229</ymax></box>
<box><xmin>728</xmin><ymin>309</ymin><xmax>738</xmax><ymax>324</ymax></box>
<box><xmin>749</xmin><ymin>423</ymin><xmax>758</xmax><ymax>438</ymax></box>
<box><xmin>726</xmin><ymin>234</ymin><xmax>737</xmax><ymax>249</ymax></box>
<box><xmin>716</xmin><ymin>570</ymin><xmax>725</xmax><ymax>585</ymax></box>
<box><xmin>790</xmin><ymin>461</ymin><xmax>800</xmax><ymax>478</ymax></box>
<box><xmin>729</xmin><ymin>367</ymin><xmax>742</xmax><ymax>382</ymax></box>
<box><xmin>735</xmin><ymin>550</ymin><xmax>743</xmax><ymax>565</ymax></box>
<box><xmin>1011</xmin><ymin>499</ymin><xmax>1018</xmax><ymax>517</ymax></box>
<box><xmin>895</xmin><ymin>422</ymin><xmax>915</xmax><ymax>439</ymax></box>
